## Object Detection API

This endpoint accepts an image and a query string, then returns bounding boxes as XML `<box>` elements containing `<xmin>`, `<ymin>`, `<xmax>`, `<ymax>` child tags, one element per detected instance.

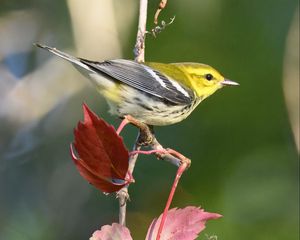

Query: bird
<box><xmin>35</xmin><ymin>43</ymin><xmax>238</xmax><ymax>126</ymax></box>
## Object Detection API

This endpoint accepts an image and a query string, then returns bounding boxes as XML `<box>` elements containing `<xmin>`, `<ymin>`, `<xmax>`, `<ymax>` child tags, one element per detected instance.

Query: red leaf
<box><xmin>146</xmin><ymin>207</ymin><xmax>222</xmax><ymax>240</ymax></box>
<box><xmin>90</xmin><ymin>223</ymin><xmax>133</xmax><ymax>240</ymax></box>
<box><xmin>71</xmin><ymin>103</ymin><xmax>132</xmax><ymax>193</ymax></box>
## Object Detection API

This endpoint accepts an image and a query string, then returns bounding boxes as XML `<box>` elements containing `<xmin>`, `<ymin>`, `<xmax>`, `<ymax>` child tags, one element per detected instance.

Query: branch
<box><xmin>117</xmin><ymin>0</ymin><xmax>148</xmax><ymax>226</ymax></box>
<box><xmin>151</xmin><ymin>137</ymin><xmax>182</xmax><ymax>167</ymax></box>
<box><xmin>118</xmin><ymin>135</ymin><xmax>141</xmax><ymax>226</ymax></box>
<box><xmin>134</xmin><ymin>0</ymin><xmax>148</xmax><ymax>63</ymax></box>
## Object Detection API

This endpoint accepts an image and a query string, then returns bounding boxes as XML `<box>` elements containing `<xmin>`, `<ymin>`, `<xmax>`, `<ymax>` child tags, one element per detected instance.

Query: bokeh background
<box><xmin>0</xmin><ymin>0</ymin><xmax>299</xmax><ymax>239</ymax></box>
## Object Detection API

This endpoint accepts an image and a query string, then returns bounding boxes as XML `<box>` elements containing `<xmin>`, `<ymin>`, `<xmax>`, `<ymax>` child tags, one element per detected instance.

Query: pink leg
<box><xmin>116</xmin><ymin>118</ymin><xmax>130</xmax><ymax>135</ymax></box>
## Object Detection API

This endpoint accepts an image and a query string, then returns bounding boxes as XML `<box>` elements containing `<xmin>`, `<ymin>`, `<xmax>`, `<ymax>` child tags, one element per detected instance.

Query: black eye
<box><xmin>205</xmin><ymin>74</ymin><xmax>213</xmax><ymax>81</ymax></box>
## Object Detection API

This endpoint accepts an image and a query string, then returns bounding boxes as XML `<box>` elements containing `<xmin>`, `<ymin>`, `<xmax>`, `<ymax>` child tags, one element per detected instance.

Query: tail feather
<box><xmin>34</xmin><ymin>43</ymin><xmax>94</xmax><ymax>72</ymax></box>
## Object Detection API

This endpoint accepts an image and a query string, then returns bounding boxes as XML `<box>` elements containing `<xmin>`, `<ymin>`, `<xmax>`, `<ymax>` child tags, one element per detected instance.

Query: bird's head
<box><xmin>178</xmin><ymin>63</ymin><xmax>239</xmax><ymax>100</ymax></box>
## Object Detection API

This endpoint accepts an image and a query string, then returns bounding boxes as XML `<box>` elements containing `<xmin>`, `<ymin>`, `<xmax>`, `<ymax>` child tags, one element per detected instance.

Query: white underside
<box><xmin>108</xmin><ymin>85</ymin><xmax>200</xmax><ymax>126</ymax></box>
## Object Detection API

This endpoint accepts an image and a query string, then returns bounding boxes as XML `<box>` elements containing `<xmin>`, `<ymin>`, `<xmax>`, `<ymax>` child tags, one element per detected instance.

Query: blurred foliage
<box><xmin>0</xmin><ymin>0</ymin><xmax>298</xmax><ymax>240</ymax></box>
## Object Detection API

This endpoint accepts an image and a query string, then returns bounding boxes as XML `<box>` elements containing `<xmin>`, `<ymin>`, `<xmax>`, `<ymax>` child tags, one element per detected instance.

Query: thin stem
<box><xmin>151</xmin><ymin>137</ymin><xmax>182</xmax><ymax>167</ymax></box>
<box><xmin>156</xmin><ymin>163</ymin><xmax>188</xmax><ymax>240</ymax></box>
<box><xmin>118</xmin><ymin>0</ymin><xmax>148</xmax><ymax>224</ymax></box>
<box><xmin>129</xmin><ymin>149</ymin><xmax>167</xmax><ymax>156</ymax></box>
<box><xmin>128</xmin><ymin>143</ymin><xmax>141</xmax><ymax>173</ymax></box>
<box><xmin>118</xmin><ymin>134</ymin><xmax>141</xmax><ymax>226</ymax></box>
<box><xmin>118</xmin><ymin>188</ymin><xmax>128</xmax><ymax>226</ymax></box>
<box><xmin>134</xmin><ymin>0</ymin><xmax>148</xmax><ymax>62</ymax></box>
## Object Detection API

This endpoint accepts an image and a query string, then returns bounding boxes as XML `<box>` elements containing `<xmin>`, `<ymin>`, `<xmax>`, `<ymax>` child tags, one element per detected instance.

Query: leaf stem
<box><xmin>156</xmin><ymin>163</ymin><xmax>188</xmax><ymax>240</ymax></box>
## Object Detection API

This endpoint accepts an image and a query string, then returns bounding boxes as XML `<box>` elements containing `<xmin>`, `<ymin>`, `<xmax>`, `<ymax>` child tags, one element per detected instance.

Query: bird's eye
<box><xmin>205</xmin><ymin>74</ymin><xmax>213</xmax><ymax>81</ymax></box>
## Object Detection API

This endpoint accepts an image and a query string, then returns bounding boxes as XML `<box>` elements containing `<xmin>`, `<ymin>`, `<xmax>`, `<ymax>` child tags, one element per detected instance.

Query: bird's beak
<box><xmin>222</xmin><ymin>79</ymin><xmax>239</xmax><ymax>86</ymax></box>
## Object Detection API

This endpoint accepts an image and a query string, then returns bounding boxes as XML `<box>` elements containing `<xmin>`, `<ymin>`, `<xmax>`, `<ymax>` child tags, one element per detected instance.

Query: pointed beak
<box><xmin>221</xmin><ymin>79</ymin><xmax>239</xmax><ymax>86</ymax></box>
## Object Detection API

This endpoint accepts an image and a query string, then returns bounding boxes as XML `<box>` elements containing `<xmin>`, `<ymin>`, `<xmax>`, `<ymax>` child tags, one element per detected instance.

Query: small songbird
<box><xmin>35</xmin><ymin>44</ymin><xmax>238</xmax><ymax>126</ymax></box>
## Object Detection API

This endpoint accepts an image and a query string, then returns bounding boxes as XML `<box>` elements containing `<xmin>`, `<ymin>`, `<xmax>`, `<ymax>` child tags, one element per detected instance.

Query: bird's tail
<box><xmin>34</xmin><ymin>43</ymin><xmax>93</xmax><ymax>72</ymax></box>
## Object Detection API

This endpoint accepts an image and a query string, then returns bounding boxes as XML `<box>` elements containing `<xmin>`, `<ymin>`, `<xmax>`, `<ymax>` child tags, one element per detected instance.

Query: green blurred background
<box><xmin>0</xmin><ymin>0</ymin><xmax>299</xmax><ymax>239</ymax></box>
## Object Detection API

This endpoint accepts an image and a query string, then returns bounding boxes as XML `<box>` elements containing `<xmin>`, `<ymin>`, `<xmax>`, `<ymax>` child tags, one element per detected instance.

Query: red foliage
<box><xmin>71</xmin><ymin>103</ymin><xmax>132</xmax><ymax>193</ymax></box>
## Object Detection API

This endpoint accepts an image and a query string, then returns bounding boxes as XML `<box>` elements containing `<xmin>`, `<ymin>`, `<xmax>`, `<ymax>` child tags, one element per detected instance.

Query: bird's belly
<box><xmin>106</xmin><ymin>86</ymin><xmax>195</xmax><ymax>126</ymax></box>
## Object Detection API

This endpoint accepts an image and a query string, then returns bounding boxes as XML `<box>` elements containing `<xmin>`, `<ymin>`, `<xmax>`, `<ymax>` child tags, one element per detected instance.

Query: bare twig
<box><xmin>118</xmin><ymin>0</ymin><xmax>148</xmax><ymax>225</ymax></box>
<box><xmin>151</xmin><ymin>136</ymin><xmax>188</xmax><ymax>167</ymax></box>
<box><xmin>134</xmin><ymin>0</ymin><xmax>148</xmax><ymax>63</ymax></box>
<box><xmin>154</xmin><ymin>0</ymin><xmax>168</xmax><ymax>24</ymax></box>
<box><xmin>118</xmin><ymin>135</ymin><xmax>141</xmax><ymax>226</ymax></box>
<box><xmin>117</xmin><ymin>188</ymin><xmax>129</xmax><ymax>226</ymax></box>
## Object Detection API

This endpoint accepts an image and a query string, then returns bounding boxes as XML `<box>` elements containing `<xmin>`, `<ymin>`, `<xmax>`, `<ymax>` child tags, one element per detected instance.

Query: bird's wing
<box><xmin>80</xmin><ymin>59</ymin><xmax>194</xmax><ymax>105</ymax></box>
<box><xmin>35</xmin><ymin>44</ymin><xmax>194</xmax><ymax>104</ymax></box>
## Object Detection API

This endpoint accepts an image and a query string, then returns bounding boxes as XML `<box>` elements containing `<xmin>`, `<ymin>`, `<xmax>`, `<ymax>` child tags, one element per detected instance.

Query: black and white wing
<box><xmin>35</xmin><ymin>44</ymin><xmax>194</xmax><ymax>105</ymax></box>
<box><xmin>80</xmin><ymin>59</ymin><xmax>195</xmax><ymax>105</ymax></box>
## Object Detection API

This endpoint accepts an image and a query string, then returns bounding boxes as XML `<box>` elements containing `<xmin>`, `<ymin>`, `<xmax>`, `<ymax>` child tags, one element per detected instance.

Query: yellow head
<box><xmin>175</xmin><ymin>63</ymin><xmax>239</xmax><ymax>100</ymax></box>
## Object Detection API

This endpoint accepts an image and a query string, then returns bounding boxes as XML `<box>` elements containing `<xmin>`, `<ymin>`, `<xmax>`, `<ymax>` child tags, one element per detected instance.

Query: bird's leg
<box><xmin>116</xmin><ymin>118</ymin><xmax>130</xmax><ymax>135</ymax></box>
<box><xmin>118</xmin><ymin>115</ymin><xmax>154</xmax><ymax>145</ymax></box>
